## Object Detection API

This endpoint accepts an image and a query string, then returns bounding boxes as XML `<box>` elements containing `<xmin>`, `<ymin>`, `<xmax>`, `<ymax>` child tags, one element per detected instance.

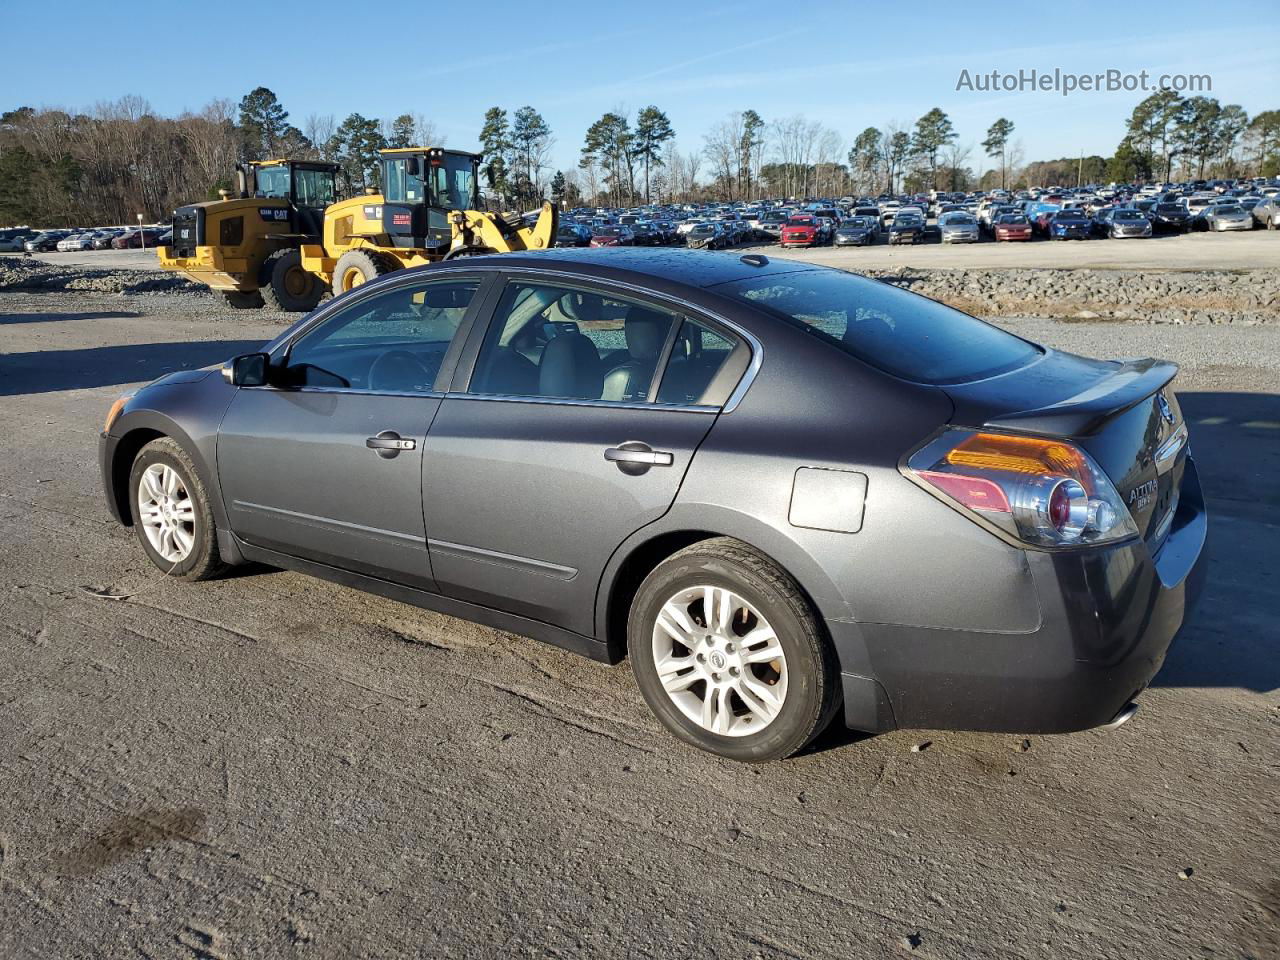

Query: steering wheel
<box><xmin>368</xmin><ymin>349</ymin><xmax>433</xmax><ymax>393</ymax></box>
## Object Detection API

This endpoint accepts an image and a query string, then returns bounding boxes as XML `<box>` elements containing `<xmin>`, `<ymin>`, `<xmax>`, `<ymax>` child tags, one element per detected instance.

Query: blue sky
<box><xmin>4</xmin><ymin>0</ymin><xmax>1276</xmax><ymax>176</ymax></box>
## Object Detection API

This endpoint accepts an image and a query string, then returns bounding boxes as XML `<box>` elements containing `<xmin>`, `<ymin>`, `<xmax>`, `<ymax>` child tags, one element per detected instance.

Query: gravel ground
<box><xmin>0</xmin><ymin>287</ymin><xmax>1277</xmax><ymax>960</ymax></box>
<box><xmin>5</xmin><ymin>246</ymin><xmax>1277</xmax><ymax>326</ymax></box>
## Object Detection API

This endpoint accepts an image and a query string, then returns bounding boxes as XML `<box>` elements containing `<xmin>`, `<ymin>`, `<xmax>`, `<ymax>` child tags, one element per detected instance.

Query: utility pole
<box><xmin>1077</xmin><ymin>151</ymin><xmax>1083</xmax><ymax>188</ymax></box>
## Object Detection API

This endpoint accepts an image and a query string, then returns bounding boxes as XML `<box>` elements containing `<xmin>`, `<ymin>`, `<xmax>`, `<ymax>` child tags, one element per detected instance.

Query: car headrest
<box><xmin>624</xmin><ymin>307</ymin><xmax>669</xmax><ymax>360</ymax></box>
<box><xmin>556</xmin><ymin>291</ymin><xmax>604</xmax><ymax>324</ymax></box>
<box><xmin>538</xmin><ymin>331</ymin><xmax>601</xmax><ymax>400</ymax></box>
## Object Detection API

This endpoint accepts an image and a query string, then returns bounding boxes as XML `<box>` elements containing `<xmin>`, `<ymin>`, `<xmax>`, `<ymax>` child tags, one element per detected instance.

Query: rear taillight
<box><xmin>906</xmin><ymin>429</ymin><xmax>1137</xmax><ymax>548</ymax></box>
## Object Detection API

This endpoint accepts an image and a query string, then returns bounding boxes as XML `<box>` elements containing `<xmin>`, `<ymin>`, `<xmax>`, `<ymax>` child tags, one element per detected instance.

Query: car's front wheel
<box><xmin>128</xmin><ymin>438</ymin><xmax>226</xmax><ymax>580</ymax></box>
<box><xmin>628</xmin><ymin>538</ymin><xmax>840</xmax><ymax>762</ymax></box>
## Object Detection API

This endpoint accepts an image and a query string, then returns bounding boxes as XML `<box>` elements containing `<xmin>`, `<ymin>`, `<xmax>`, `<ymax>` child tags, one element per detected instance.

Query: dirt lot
<box><xmin>1</xmin><ymin>286</ymin><xmax>1277</xmax><ymax>960</ymax></box>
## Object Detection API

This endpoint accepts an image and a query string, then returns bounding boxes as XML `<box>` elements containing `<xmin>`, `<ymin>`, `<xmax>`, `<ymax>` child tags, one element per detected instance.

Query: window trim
<box><xmin>263</xmin><ymin>271</ymin><xmax>496</xmax><ymax>397</ymax></box>
<box><xmin>448</xmin><ymin>268</ymin><xmax>762</xmax><ymax>414</ymax></box>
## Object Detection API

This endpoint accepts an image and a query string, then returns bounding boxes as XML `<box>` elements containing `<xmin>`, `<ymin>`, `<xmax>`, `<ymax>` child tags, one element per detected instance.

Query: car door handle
<box><xmin>366</xmin><ymin>431</ymin><xmax>415</xmax><ymax>458</ymax></box>
<box><xmin>605</xmin><ymin>442</ymin><xmax>673</xmax><ymax>475</ymax></box>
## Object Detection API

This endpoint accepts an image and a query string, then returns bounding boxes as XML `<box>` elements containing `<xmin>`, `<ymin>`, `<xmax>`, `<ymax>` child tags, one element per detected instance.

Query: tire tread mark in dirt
<box><xmin>577</xmin><ymin>797</ymin><xmax>1033</xmax><ymax>960</ymax></box>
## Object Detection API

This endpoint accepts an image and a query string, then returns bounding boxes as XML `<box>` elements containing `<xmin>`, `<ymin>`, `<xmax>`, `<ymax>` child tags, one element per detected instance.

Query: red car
<box><xmin>994</xmin><ymin>214</ymin><xmax>1033</xmax><ymax>241</ymax></box>
<box><xmin>112</xmin><ymin>228</ymin><xmax>165</xmax><ymax>249</ymax></box>
<box><xmin>779</xmin><ymin>215</ymin><xmax>820</xmax><ymax>247</ymax></box>
<box><xmin>589</xmin><ymin>226</ymin><xmax>634</xmax><ymax>248</ymax></box>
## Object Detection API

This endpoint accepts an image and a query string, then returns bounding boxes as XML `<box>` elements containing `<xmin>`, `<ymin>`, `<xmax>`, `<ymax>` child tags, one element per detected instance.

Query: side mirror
<box><xmin>222</xmin><ymin>353</ymin><xmax>269</xmax><ymax>386</ymax></box>
<box><xmin>405</xmin><ymin>157</ymin><xmax>420</xmax><ymax>176</ymax></box>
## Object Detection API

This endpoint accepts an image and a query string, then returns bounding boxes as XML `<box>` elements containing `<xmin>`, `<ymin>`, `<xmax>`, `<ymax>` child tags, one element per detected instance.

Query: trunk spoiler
<box><xmin>984</xmin><ymin>357</ymin><xmax>1179</xmax><ymax>437</ymax></box>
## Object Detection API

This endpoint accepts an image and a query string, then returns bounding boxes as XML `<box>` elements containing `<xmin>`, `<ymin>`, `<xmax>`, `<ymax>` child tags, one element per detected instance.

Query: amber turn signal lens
<box><xmin>104</xmin><ymin>395</ymin><xmax>129</xmax><ymax>433</ymax></box>
<box><xmin>944</xmin><ymin>432</ymin><xmax>1092</xmax><ymax>490</ymax></box>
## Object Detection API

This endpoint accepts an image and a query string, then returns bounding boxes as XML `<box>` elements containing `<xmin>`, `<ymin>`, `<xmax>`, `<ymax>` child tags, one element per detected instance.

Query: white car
<box><xmin>878</xmin><ymin>201</ymin><xmax>902</xmax><ymax>227</ymax></box>
<box><xmin>56</xmin><ymin>234</ymin><xmax>86</xmax><ymax>252</ymax></box>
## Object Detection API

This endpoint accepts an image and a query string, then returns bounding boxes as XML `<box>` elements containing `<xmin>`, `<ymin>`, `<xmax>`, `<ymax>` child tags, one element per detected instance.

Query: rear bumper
<box><xmin>835</xmin><ymin>457</ymin><xmax>1208</xmax><ymax>734</ymax></box>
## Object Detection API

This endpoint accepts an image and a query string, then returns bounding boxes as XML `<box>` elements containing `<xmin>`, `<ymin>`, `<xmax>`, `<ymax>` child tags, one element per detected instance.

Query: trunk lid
<box><xmin>943</xmin><ymin>350</ymin><xmax>1186</xmax><ymax>546</ymax></box>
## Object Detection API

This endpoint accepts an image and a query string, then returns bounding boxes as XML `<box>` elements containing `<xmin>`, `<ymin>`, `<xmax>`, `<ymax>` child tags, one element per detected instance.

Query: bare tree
<box><xmin>702</xmin><ymin>113</ymin><xmax>743</xmax><ymax>200</ymax></box>
<box><xmin>304</xmin><ymin>113</ymin><xmax>336</xmax><ymax>158</ymax></box>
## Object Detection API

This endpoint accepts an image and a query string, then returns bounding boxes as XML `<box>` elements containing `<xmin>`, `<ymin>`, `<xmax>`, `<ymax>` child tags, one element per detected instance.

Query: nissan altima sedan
<box><xmin>100</xmin><ymin>249</ymin><xmax>1206</xmax><ymax>762</ymax></box>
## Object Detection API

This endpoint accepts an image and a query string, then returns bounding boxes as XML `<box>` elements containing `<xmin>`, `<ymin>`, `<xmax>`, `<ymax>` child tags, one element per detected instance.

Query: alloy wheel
<box><xmin>137</xmin><ymin>463</ymin><xmax>195</xmax><ymax>563</ymax></box>
<box><xmin>651</xmin><ymin>584</ymin><xmax>788</xmax><ymax>737</ymax></box>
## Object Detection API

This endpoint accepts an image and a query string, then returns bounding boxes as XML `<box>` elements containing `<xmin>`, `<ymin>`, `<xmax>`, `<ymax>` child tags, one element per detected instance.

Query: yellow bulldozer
<box><xmin>157</xmin><ymin>148</ymin><xmax>558</xmax><ymax>311</ymax></box>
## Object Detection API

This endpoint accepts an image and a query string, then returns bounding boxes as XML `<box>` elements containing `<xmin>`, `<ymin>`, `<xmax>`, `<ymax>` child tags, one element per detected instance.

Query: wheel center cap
<box><xmin>709</xmin><ymin>651</ymin><xmax>726</xmax><ymax>670</ymax></box>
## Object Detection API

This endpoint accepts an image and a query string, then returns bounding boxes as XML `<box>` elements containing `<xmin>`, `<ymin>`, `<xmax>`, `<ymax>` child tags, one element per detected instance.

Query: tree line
<box><xmin>2</xmin><ymin>86</ymin><xmax>1278</xmax><ymax>227</ymax></box>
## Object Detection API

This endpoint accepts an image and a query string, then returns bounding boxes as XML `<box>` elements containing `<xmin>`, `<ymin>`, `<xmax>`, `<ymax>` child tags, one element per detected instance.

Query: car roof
<box><xmin>358</xmin><ymin>248</ymin><xmax>820</xmax><ymax>297</ymax></box>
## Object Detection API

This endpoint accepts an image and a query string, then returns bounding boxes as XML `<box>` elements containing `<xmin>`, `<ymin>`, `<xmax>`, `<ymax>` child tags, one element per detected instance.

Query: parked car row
<box><xmin>0</xmin><ymin>226</ymin><xmax>172</xmax><ymax>254</ymax></box>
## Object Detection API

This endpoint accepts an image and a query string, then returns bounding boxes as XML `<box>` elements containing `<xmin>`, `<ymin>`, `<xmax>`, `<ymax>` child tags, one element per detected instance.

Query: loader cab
<box><xmin>240</xmin><ymin>160</ymin><xmax>339</xmax><ymax>237</ymax></box>
<box><xmin>380</xmin><ymin>147</ymin><xmax>481</xmax><ymax>251</ymax></box>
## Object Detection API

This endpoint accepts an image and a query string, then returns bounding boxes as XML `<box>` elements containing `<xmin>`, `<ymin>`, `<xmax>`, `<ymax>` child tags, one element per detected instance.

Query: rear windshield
<box><xmin>716</xmin><ymin>270</ymin><xmax>1040</xmax><ymax>385</ymax></box>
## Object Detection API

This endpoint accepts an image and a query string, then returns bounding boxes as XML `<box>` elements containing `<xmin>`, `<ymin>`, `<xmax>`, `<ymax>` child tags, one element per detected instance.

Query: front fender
<box><xmin>101</xmin><ymin>375</ymin><xmax>241</xmax><ymax>560</ymax></box>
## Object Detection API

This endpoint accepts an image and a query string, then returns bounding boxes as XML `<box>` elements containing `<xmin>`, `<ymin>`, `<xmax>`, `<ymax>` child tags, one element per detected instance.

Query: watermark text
<box><xmin>956</xmin><ymin>68</ymin><xmax>1211</xmax><ymax>96</ymax></box>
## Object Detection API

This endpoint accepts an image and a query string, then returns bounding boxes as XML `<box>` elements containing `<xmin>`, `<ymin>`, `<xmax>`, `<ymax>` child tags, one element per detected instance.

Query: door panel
<box><xmin>421</xmin><ymin>398</ymin><xmax>717</xmax><ymax>635</ymax></box>
<box><xmin>219</xmin><ymin>389</ymin><xmax>440</xmax><ymax>589</ymax></box>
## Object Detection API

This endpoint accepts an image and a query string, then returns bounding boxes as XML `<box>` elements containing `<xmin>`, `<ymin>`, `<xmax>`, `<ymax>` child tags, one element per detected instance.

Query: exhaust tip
<box><xmin>1102</xmin><ymin>702</ymin><xmax>1139</xmax><ymax>730</ymax></box>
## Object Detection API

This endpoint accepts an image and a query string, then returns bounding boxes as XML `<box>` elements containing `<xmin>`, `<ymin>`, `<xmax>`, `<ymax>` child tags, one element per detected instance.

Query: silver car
<box><xmin>1202</xmin><ymin>203</ymin><xmax>1252</xmax><ymax>232</ymax></box>
<box><xmin>1250</xmin><ymin>196</ymin><xmax>1280</xmax><ymax>229</ymax></box>
<box><xmin>1108</xmin><ymin>209</ymin><xmax>1153</xmax><ymax>239</ymax></box>
<box><xmin>938</xmin><ymin>212</ymin><xmax>980</xmax><ymax>243</ymax></box>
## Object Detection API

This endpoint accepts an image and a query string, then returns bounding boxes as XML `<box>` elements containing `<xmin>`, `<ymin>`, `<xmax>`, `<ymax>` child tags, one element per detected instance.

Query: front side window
<box><xmin>383</xmin><ymin>158</ymin><xmax>425</xmax><ymax>204</ymax></box>
<box><xmin>284</xmin><ymin>279</ymin><xmax>479</xmax><ymax>392</ymax></box>
<box><xmin>469</xmin><ymin>281</ymin><xmax>682</xmax><ymax>403</ymax></box>
<box><xmin>717</xmin><ymin>269</ymin><xmax>1040</xmax><ymax>385</ymax></box>
<box><xmin>428</xmin><ymin>155</ymin><xmax>477</xmax><ymax>211</ymax></box>
<box><xmin>255</xmin><ymin>165</ymin><xmax>290</xmax><ymax>199</ymax></box>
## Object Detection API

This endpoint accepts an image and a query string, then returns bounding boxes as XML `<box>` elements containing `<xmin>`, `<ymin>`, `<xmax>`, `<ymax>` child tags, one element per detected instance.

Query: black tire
<box><xmin>332</xmin><ymin>249</ymin><xmax>396</xmax><ymax>296</ymax></box>
<box><xmin>260</xmin><ymin>248</ymin><xmax>324</xmax><ymax>312</ymax></box>
<box><xmin>628</xmin><ymin>537</ymin><xmax>840</xmax><ymax>762</ymax></box>
<box><xmin>220</xmin><ymin>289</ymin><xmax>264</xmax><ymax>309</ymax></box>
<box><xmin>128</xmin><ymin>437</ymin><xmax>226</xmax><ymax>581</ymax></box>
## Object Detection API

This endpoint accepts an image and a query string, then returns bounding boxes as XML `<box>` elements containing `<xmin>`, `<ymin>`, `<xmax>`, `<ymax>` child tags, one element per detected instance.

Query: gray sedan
<box><xmin>938</xmin><ymin>211</ymin><xmax>980</xmax><ymax>243</ymax></box>
<box><xmin>99</xmin><ymin>249</ymin><xmax>1206</xmax><ymax>762</ymax></box>
<box><xmin>1108</xmin><ymin>208</ymin><xmax>1153</xmax><ymax>238</ymax></box>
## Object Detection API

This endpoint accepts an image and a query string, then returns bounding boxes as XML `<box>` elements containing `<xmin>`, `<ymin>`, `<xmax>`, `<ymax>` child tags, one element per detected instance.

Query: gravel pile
<box><xmin>0</xmin><ymin>257</ymin><xmax>208</xmax><ymax>296</ymax></box>
<box><xmin>870</xmin><ymin>266</ymin><xmax>1279</xmax><ymax>324</ymax></box>
<box><xmin>2</xmin><ymin>256</ymin><xmax>1276</xmax><ymax>324</ymax></box>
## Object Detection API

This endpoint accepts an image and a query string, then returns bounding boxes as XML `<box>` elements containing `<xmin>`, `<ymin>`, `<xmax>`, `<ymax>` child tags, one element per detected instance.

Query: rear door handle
<box><xmin>366</xmin><ymin>431</ymin><xmax>416</xmax><ymax>458</ymax></box>
<box><xmin>605</xmin><ymin>441</ymin><xmax>673</xmax><ymax>475</ymax></box>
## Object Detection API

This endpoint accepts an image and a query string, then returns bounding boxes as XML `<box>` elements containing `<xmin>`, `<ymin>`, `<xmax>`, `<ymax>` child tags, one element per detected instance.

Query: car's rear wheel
<box><xmin>628</xmin><ymin>538</ymin><xmax>839</xmax><ymax>762</ymax></box>
<box><xmin>128</xmin><ymin>438</ymin><xmax>225</xmax><ymax>580</ymax></box>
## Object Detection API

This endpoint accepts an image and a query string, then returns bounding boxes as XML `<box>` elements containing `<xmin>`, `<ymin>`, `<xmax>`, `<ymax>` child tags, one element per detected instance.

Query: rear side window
<box><xmin>717</xmin><ymin>270</ymin><xmax>1040</xmax><ymax>385</ymax></box>
<box><xmin>469</xmin><ymin>281</ymin><xmax>681</xmax><ymax>403</ymax></box>
<box><xmin>657</xmin><ymin>319</ymin><xmax>737</xmax><ymax>406</ymax></box>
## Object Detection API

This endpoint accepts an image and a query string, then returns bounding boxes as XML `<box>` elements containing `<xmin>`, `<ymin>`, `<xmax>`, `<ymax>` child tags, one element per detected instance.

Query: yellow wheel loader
<box><xmin>158</xmin><ymin>159</ymin><xmax>336</xmax><ymax>311</ymax></box>
<box><xmin>301</xmin><ymin>147</ymin><xmax>558</xmax><ymax>296</ymax></box>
